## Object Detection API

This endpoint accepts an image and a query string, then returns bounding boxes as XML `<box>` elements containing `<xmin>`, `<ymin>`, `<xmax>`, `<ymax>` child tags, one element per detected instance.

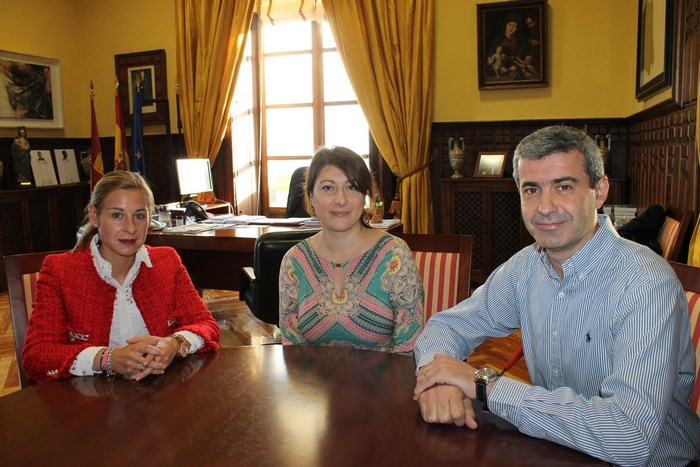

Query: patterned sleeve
<box><xmin>278</xmin><ymin>249</ymin><xmax>308</xmax><ymax>345</ymax></box>
<box><xmin>386</xmin><ymin>239</ymin><xmax>425</xmax><ymax>353</ymax></box>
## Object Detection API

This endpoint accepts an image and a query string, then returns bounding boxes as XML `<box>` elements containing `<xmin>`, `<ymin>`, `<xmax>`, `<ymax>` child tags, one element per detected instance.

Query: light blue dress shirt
<box><xmin>414</xmin><ymin>215</ymin><xmax>700</xmax><ymax>466</ymax></box>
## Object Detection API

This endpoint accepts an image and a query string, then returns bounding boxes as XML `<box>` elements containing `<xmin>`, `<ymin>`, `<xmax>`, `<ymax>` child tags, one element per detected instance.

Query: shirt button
<box><xmin>500</xmin><ymin>410</ymin><xmax>509</xmax><ymax>419</ymax></box>
<box><xmin>552</xmin><ymin>329</ymin><xmax>559</xmax><ymax>336</ymax></box>
<box><xmin>553</xmin><ymin>368</ymin><xmax>560</xmax><ymax>376</ymax></box>
<box><xmin>558</xmin><ymin>291</ymin><xmax>565</xmax><ymax>298</ymax></box>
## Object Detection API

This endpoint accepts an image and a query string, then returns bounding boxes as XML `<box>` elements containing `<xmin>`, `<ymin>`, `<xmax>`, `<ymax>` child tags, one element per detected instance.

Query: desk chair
<box><xmin>668</xmin><ymin>261</ymin><xmax>700</xmax><ymax>416</ymax></box>
<box><xmin>658</xmin><ymin>205</ymin><xmax>693</xmax><ymax>262</ymax></box>
<box><xmin>4</xmin><ymin>250</ymin><xmax>63</xmax><ymax>388</ymax></box>
<box><xmin>240</xmin><ymin>230</ymin><xmax>316</xmax><ymax>325</ymax></box>
<box><xmin>285</xmin><ymin>167</ymin><xmax>310</xmax><ymax>218</ymax></box>
<box><xmin>393</xmin><ymin>233</ymin><xmax>473</xmax><ymax>321</ymax></box>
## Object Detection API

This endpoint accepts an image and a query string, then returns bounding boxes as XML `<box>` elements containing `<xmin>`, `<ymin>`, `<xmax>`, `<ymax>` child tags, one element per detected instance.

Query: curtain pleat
<box><xmin>175</xmin><ymin>0</ymin><xmax>255</xmax><ymax>194</ymax></box>
<box><xmin>688</xmin><ymin>63</ymin><xmax>700</xmax><ymax>266</ymax></box>
<box><xmin>323</xmin><ymin>0</ymin><xmax>435</xmax><ymax>233</ymax></box>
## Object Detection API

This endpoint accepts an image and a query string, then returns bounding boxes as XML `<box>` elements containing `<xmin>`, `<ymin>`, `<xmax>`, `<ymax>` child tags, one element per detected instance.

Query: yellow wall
<box><xmin>0</xmin><ymin>0</ymin><xmax>176</xmax><ymax>139</ymax></box>
<box><xmin>434</xmin><ymin>0</ymin><xmax>669</xmax><ymax>122</ymax></box>
<box><xmin>0</xmin><ymin>0</ymin><xmax>673</xmax><ymax>138</ymax></box>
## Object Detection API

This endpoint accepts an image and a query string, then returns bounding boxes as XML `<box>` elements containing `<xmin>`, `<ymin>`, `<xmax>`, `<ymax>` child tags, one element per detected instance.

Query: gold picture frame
<box><xmin>474</xmin><ymin>152</ymin><xmax>507</xmax><ymax>178</ymax></box>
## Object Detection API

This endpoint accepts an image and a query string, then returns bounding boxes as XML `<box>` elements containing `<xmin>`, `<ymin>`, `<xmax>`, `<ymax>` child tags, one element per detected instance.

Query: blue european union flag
<box><xmin>131</xmin><ymin>87</ymin><xmax>146</xmax><ymax>176</ymax></box>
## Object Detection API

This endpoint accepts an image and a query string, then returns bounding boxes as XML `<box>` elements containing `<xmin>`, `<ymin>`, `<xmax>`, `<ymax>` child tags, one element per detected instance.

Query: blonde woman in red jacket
<box><xmin>22</xmin><ymin>171</ymin><xmax>220</xmax><ymax>383</ymax></box>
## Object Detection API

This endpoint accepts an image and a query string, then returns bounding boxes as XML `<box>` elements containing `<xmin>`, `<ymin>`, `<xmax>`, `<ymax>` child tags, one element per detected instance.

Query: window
<box><xmin>232</xmin><ymin>17</ymin><xmax>370</xmax><ymax>216</ymax></box>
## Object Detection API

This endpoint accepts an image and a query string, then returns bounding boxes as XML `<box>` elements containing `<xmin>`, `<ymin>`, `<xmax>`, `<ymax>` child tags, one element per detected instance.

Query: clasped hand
<box><xmin>413</xmin><ymin>354</ymin><xmax>480</xmax><ymax>429</ymax></box>
<box><xmin>110</xmin><ymin>335</ymin><xmax>180</xmax><ymax>381</ymax></box>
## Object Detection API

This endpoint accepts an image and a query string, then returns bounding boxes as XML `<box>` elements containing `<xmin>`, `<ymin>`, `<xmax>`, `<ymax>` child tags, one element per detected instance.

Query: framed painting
<box><xmin>635</xmin><ymin>0</ymin><xmax>675</xmax><ymax>100</ymax></box>
<box><xmin>54</xmin><ymin>149</ymin><xmax>81</xmax><ymax>184</ymax></box>
<box><xmin>474</xmin><ymin>152</ymin><xmax>507</xmax><ymax>178</ymax></box>
<box><xmin>0</xmin><ymin>51</ymin><xmax>64</xmax><ymax>128</ymax></box>
<box><xmin>30</xmin><ymin>150</ymin><xmax>58</xmax><ymax>187</ymax></box>
<box><xmin>115</xmin><ymin>49</ymin><xmax>167</xmax><ymax>126</ymax></box>
<box><xmin>476</xmin><ymin>0</ymin><xmax>548</xmax><ymax>90</ymax></box>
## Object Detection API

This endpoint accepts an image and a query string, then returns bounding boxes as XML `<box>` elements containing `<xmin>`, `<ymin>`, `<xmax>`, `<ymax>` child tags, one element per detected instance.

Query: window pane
<box><xmin>267</xmin><ymin>159</ymin><xmax>311</xmax><ymax>208</ymax></box>
<box><xmin>266</xmin><ymin>107</ymin><xmax>314</xmax><ymax>156</ymax></box>
<box><xmin>322</xmin><ymin>22</ymin><xmax>336</xmax><ymax>48</ymax></box>
<box><xmin>263</xmin><ymin>22</ymin><xmax>311</xmax><ymax>53</ymax></box>
<box><xmin>324</xmin><ymin>105</ymin><xmax>369</xmax><ymax>155</ymax></box>
<box><xmin>265</xmin><ymin>55</ymin><xmax>312</xmax><ymax>104</ymax></box>
<box><xmin>323</xmin><ymin>51</ymin><xmax>355</xmax><ymax>102</ymax></box>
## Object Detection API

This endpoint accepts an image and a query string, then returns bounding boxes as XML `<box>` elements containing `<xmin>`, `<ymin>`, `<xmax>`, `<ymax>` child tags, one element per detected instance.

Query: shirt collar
<box><xmin>536</xmin><ymin>214</ymin><xmax>618</xmax><ymax>280</ymax></box>
<box><xmin>90</xmin><ymin>235</ymin><xmax>152</xmax><ymax>285</ymax></box>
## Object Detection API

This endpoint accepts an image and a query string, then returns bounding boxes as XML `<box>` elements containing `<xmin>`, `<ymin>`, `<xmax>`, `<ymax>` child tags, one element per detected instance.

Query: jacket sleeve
<box><xmin>21</xmin><ymin>253</ymin><xmax>99</xmax><ymax>382</ymax></box>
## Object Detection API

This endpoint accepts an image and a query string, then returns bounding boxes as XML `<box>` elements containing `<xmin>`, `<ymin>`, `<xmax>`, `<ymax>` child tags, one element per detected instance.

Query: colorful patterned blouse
<box><xmin>279</xmin><ymin>233</ymin><xmax>424</xmax><ymax>354</ymax></box>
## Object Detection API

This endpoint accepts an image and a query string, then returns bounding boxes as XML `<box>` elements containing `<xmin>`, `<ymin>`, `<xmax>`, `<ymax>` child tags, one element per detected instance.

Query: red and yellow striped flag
<box><xmin>90</xmin><ymin>83</ymin><xmax>104</xmax><ymax>190</ymax></box>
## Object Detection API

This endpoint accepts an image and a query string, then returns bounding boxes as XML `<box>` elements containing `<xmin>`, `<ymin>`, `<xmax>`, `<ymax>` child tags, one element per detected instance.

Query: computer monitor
<box><xmin>176</xmin><ymin>158</ymin><xmax>214</xmax><ymax>199</ymax></box>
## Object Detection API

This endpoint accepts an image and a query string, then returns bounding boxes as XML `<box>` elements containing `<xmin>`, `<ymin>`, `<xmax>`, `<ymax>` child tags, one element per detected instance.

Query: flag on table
<box><xmin>131</xmin><ymin>83</ymin><xmax>146</xmax><ymax>176</ymax></box>
<box><xmin>114</xmin><ymin>89</ymin><xmax>130</xmax><ymax>171</ymax></box>
<box><xmin>90</xmin><ymin>84</ymin><xmax>104</xmax><ymax>190</ymax></box>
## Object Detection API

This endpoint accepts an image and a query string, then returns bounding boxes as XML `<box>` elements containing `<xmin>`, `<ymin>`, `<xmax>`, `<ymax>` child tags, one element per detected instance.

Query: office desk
<box><xmin>0</xmin><ymin>346</ymin><xmax>604</xmax><ymax>466</ymax></box>
<box><xmin>146</xmin><ymin>225</ymin><xmax>314</xmax><ymax>290</ymax></box>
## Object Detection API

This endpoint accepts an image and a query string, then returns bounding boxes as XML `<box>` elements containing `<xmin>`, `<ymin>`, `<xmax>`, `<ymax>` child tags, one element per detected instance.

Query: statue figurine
<box><xmin>11</xmin><ymin>126</ymin><xmax>32</xmax><ymax>186</ymax></box>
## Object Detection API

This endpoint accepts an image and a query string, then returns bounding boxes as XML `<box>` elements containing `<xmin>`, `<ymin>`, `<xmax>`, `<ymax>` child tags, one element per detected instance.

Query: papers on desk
<box><xmin>370</xmin><ymin>219</ymin><xmax>402</xmax><ymax>230</ymax></box>
<box><xmin>202</xmin><ymin>215</ymin><xmax>314</xmax><ymax>226</ymax></box>
<box><xmin>162</xmin><ymin>223</ymin><xmax>225</xmax><ymax>234</ymax></box>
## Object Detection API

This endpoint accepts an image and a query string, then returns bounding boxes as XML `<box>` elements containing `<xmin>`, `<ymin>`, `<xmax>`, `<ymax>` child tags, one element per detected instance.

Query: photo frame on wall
<box><xmin>635</xmin><ymin>0</ymin><xmax>675</xmax><ymax>101</ymax></box>
<box><xmin>476</xmin><ymin>0</ymin><xmax>548</xmax><ymax>90</ymax></box>
<box><xmin>54</xmin><ymin>149</ymin><xmax>80</xmax><ymax>184</ymax></box>
<box><xmin>30</xmin><ymin>150</ymin><xmax>58</xmax><ymax>187</ymax></box>
<box><xmin>0</xmin><ymin>50</ymin><xmax>64</xmax><ymax>128</ymax></box>
<box><xmin>474</xmin><ymin>152</ymin><xmax>507</xmax><ymax>178</ymax></box>
<box><xmin>114</xmin><ymin>49</ymin><xmax>167</xmax><ymax>126</ymax></box>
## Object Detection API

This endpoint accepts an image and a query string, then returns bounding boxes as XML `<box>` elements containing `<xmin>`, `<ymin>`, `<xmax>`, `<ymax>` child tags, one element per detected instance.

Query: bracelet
<box><xmin>99</xmin><ymin>347</ymin><xmax>109</xmax><ymax>372</ymax></box>
<box><xmin>105</xmin><ymin>346</ymin><xmax>118</xmax><ymax>378</ymax></box>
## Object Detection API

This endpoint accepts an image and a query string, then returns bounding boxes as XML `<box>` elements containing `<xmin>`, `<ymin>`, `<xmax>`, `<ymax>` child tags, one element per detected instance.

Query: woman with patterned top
<box><xmin>22</xmin><ymin>171</ymin><xmax>220</xmax><ymax>383</ymax></box>
<box><xmin>279</xmin><ymin>146</ymin><xmax>424</xmax><ymax>354</ymax></box>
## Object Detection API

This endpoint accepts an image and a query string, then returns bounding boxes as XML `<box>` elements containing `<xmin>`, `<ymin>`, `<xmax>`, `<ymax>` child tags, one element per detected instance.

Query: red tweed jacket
<box><xmin>22</xmin><ymin>245</ymin><xmax>220</xmax><ymax>382</ymax></box>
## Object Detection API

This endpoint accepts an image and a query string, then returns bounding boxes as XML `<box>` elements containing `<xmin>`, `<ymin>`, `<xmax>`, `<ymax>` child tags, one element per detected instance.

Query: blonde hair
<box><xmin>73</xmin><ymin>171</ymin><xmax>155</xmax><ymax>252</ymax></box>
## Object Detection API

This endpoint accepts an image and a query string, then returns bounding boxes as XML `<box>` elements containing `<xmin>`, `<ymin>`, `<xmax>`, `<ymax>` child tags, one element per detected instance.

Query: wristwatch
<box><xmin>170</xmin><ymin>333</ymin><xmax>191</xmax><ymax>358</ymax></box>
<box><xmin>474</xmin><ymin>368</ymin><xmax>499</xmax><ymax>412</ymax></box>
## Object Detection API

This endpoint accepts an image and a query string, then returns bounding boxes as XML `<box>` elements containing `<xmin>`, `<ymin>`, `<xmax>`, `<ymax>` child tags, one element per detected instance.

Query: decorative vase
<box><xmin>448</xmin><ymin>137</ymin><xmax>465</xmax><ymax>179</ymax></box>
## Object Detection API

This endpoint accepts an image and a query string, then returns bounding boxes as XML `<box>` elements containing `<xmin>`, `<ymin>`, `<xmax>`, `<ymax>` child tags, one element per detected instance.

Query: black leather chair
<box><xmin>285</xmin><ymin>167</ymin><xmax>310</xmax><ymax>218</ymax></box>
<box><xmin>239</xmin><ymin>230</ymin><xmax>316</xmax><ymax>325</ymax></box>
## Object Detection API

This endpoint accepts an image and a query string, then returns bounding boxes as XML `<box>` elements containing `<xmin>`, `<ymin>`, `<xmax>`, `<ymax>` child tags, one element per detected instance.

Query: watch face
<box><xmin>475</xmin><ymin>368</ymin><xmax>499</xmax><ymax>381</ymax></box>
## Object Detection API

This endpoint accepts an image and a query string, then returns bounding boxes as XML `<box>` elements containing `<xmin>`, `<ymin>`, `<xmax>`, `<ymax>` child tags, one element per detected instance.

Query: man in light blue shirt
<box><xmin>413</xmin><ymin>126</ymin><xmax>700</xmax><ymax>466</ymax></box>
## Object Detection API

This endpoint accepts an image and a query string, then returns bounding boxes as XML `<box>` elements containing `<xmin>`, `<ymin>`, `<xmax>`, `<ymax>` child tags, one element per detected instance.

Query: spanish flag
<box><xmin>90</xmin><ymin>82</ymin><xmax>104</xmax><ymax>190</ymax></box>
<box><xmin>114</xmin><ymin>87</ymin><xmax>130</xmax><ymax>171</ymax></box>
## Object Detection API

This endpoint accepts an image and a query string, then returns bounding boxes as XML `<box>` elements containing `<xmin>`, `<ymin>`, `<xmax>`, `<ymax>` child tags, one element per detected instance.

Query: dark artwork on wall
<box><xmin>477</xmin><ymin>0</ymin><xmax>548</xmax><ymax>90</ymax></box>
<box><xmin>635</xmin><ymin>0</ymin><xmax>674</xmax><ymax>101</ymax></box>
<box><xmin>114</xmin><ymin>49</ymin><xmax>168</xmax><ymax>127</ymax></box>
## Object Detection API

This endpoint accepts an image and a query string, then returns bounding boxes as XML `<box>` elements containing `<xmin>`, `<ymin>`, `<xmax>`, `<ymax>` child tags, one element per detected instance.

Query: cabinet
<box><xmin>0</xmin><ymin>183</ymin><xmax>89</xmax><ymax>290</ymax></box>
<box><xmin>439</xmin><ymin>179</ymin><xmax>532</xmax><ymax>285</ymax></box>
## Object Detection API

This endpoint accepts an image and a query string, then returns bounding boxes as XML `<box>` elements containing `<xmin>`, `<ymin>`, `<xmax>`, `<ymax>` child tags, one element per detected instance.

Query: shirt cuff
<box><xmin>70</xmin><ymin>346</ymin><xmax>106</xmax><ymax>376</ymax></box>
<box><xmin>487</xmin><ymin>376</ymin><xmax>530</xmax><ymax>424</ymax></box>
<box><xmin>175</xmin><ymin>330</ymin><xmax>204</xmax><ymax>354</ymax></box>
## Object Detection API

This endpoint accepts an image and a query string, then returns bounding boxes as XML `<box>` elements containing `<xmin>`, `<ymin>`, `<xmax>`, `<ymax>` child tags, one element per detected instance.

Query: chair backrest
<box><xmin>393</xmin><ymin>233</ymin><xmax>473</xmax><ymax>322</ymax></box>
<box><xmin>285</xmin><ymin>167</ymin><xmax>310</xmax><ymax>218</ymax></box>
<box><xmin>668</xmin><ymin>260</ymin><xmax>700</xmax><ymax>416</ymax></box>
<box><xmin>658</xmin><ymin>205</ymin><xmax>693</xmax><ymax>262</ymax></box>
<box><xmin>242</xmin><ymin>230</ymin><xmax>316</xmax><ymax>325</ymax></box>
<box><xmin>4</xmin><ymin>250</ymin><xmax>62</xmax><ymax>388</ymax></box>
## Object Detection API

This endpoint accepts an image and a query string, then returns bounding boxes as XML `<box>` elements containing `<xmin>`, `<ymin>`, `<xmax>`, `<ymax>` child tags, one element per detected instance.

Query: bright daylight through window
<box><xmin>231</xmin><ymin>18</ymin><xmax>369</xmax><ymax>215</ymax></box>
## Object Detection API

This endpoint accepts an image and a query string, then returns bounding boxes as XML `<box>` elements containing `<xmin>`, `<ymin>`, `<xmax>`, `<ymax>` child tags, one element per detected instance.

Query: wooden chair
<box><xmin>393</xmin><ymin>233</ymin><xmax>473</xmax><ymax>321</ymax></box>
<box><xmin>658</xmin><ymin>205</ymin><xmax>693</xmax><ymax>262</ymax></box>
<box><xmin>4</xmin><ymin>250</ymin><xmax>62</xmax><ymax>388</ymax></box>
<box><xmin>668</xmin><ymin>260</ymin><xmax>700</xmax><ymax>416</ymax></box>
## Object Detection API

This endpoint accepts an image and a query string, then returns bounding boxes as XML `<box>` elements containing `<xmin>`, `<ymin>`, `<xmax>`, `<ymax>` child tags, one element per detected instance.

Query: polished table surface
<box><xmin>0</xmin><ymin>346</ymin><xmax>605</xmax><ymax>466</ymax></box>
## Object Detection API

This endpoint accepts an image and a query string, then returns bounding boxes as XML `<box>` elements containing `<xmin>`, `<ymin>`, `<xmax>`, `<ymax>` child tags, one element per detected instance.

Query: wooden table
<box><xmin>0</xmin><ymin>346</ymin><xmax>605</xmax><ymax>466</ymax></box>
<box><xmin>146</xmin><ymin>225</ymin><xmax>315</xmax><ymax>290</ymax></box>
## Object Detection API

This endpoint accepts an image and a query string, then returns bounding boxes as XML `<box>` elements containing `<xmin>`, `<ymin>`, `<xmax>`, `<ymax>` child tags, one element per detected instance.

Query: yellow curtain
<box><xmin>323</xmin><ymin>0</ymin><xmax>435</xmax><ymax>233</ymax></box>
<box><xmin>175</xmin><ymin>0</ymin><xmax>255</xmax><ymax>165</ymax></box>
<box><xmin>688</xmin><ymin>63</ymin><xmax>700</xmax><ymax>266</ymax></box>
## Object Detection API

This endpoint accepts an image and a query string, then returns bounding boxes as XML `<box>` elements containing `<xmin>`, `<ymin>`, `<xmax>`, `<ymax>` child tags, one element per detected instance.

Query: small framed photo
<box><xmin>53</xmin><ymin>149</ymin><xmax>80</xmax><ymax>184</ymax></box>
<box><xmin>474</xmin><ymin>152</ymin><xmax>507</xmax><ymax>178</ymax></box>
<box><xmin>114</xmin><ymin>49</ymin><xmax>167</xmax><ymax>127</ymax></box>
<box><xmin>30</xmin><ymin>150</ymin><xmax>58</xmax><ymax>186</ymax></box>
